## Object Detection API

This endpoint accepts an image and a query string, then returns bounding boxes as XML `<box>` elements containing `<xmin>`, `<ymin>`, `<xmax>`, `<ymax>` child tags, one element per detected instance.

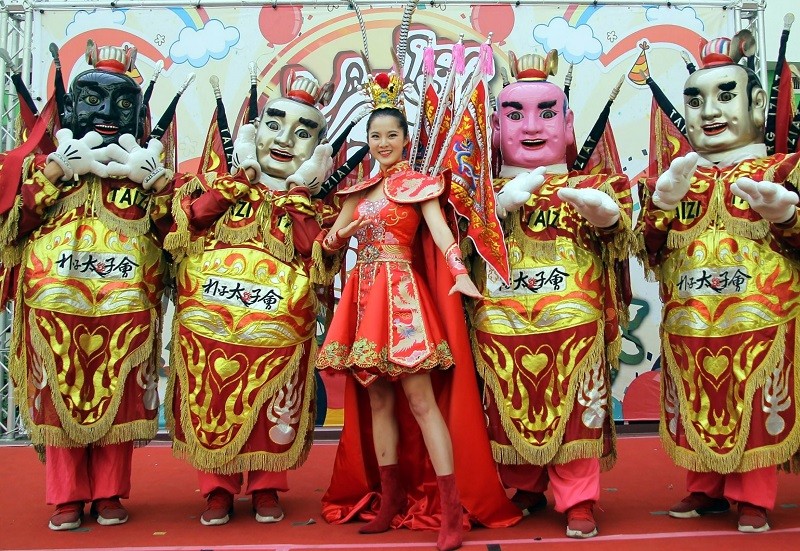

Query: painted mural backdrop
<box><xmin>30</xmin><ymin>3</ymin><xmax>733</xmax><ymax>426</ymax></box>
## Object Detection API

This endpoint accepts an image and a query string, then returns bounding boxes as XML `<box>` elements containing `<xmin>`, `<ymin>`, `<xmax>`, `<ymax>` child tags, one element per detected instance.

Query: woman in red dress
<box><xmin>318</xmin><ymin>106</ymin><xmax>476</xmax><ymax>551</ymax></box>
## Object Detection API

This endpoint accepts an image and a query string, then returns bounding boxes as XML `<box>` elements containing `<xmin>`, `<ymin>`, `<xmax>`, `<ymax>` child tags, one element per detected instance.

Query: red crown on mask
<box><xmin>508</xmin><ymin>50</ymin><xmax>559</xmax><ymax>82</ymax></box>
<box><xmin>698</xmin><ymin>30</ymin><xmax>755</xmax><ymax>69</ymax></box>
<box><xmin>284</xmin><ymin>70</ymin><xmax>332</xmax><ymax>107</ymax></box>
<box><xmin>85</xmin><ymin>40</ymin><xmax>137</xmax><ymax>74</ymax></box>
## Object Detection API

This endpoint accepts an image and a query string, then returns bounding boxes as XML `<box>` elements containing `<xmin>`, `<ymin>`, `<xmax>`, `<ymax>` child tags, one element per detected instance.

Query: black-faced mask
<box><xmin>63</xmin><ymin>70</ymin><xmax>144</xmax><ymax>146</ymax></box>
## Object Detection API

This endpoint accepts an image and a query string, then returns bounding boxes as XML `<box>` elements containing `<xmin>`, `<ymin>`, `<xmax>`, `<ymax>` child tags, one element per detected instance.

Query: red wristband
<box><xmin>445</xmin><ymin>243</ymin><xmax>467</xmax><ymax>278</ymax></box>
<box><xmin>322</xmin><ymin>229</ymin><xmax>348</xmax><ymax>252</ymax></box>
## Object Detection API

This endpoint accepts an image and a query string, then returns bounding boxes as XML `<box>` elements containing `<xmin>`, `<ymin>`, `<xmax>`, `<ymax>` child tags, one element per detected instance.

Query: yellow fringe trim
<box><xmin>310</xmin><ymin>239</ymin><xmax>343</xmax><ymax>285</ymax></box>
<box><xmin>665</xmin><ymin>183</ymin><xmax>769</xmax><ymax>250</ymax></box>
<box><xmin>660</xmin><ymin>322</ymin><xmax>800</xmax><ymax>473</ymax></box>
<box><xmin>91</xmin><ymin>181</ymin><xmax>152</xmax><ymax>238</ymax></box>
<box><xmin>169</xmin><ymin>323</ymin><xmax>317</xmax><ymax>474</ymax></box>
<box><xmin>51</xmin><ymin>184</ymin><xmax>90</xmax><ymax>220</ymax></box>
<box><xmin>475</xmin><ymin>321</ymin><xmax>610</xmax><ymax>466</ymax></box>
<box><xmin>0</xmin><ymin>195</ymin><xmax>22</xmax><ymax>249</ymax></box>
<box><xmin>14</xmin><ymin>305</ymin><xmax>160</xmax><ymax>447</ymax></box>
<box><xmin>164</xmin><ymin>177</ymin><xmax>205</xmax><ymax>260</ymax></box>
<box><xmin>764</xmin><ymin>157</ymin><xmax>800</xmax><ymax>188</ymax></box>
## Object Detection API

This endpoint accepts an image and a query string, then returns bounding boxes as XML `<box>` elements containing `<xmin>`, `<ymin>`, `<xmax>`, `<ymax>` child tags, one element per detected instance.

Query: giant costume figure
<box><xmin>637</xmin><ymin>35</ymin><xmax>800</xmax><ymax>533</ymax></box>
<box><xmin>468</xmin><ymin>52</ymin><xmax>632</xmax><ymax>538</ymax></box>
<box><xmin>0</xmin><ymin>44</ymin><xmax>172</xmax><ymax>530</ymax></box>
<box><xmin>165</xmin><ymin>74</ymin><xmax>336</xmax><ymax>526</ymax></box>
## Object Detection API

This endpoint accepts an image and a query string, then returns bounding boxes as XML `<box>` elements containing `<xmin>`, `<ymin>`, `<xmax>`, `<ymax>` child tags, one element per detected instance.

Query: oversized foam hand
<box><xmin>652</xmin><ymin>152</ymin><xmax>699</xmax><ymax>210</ymax></box>
<box><xmin>285</xmin><ymin>143</ymin><xmax>334</xmax><ymax>195</ymax></box>
<box><xmin>101</xmin><ymin>135</ymin><xmax>166</xmax><ymax>189</ymax></box>
<box><xmin>47</xmin><ymin>129</ymin><xmax>108</xmax><ymax>180</ymax></box>
<box><xmin>231</xmin><ymin>123</ymin><xmax>260</xmax><ymax>180</ymax></box>
<box><xmin>730</xmin><ymin>177</ymin><xmax>799</xmax><ymax>224</ymax></box>
<box><xmin>557</xmin><ymin>187</ymin><xmax>620</xmax><ymax>228</ymax></box>
<box><xmin>496</xmin><ymin>167</ymin><xmax>547</xmax><ymax>217</ymax></box>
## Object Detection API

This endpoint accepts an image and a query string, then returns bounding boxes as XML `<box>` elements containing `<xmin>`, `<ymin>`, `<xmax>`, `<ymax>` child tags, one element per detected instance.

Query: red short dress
<box><xmin>317</xmin><ymin>162</ymin><xmax>454</xmax><ymax>386</ymax></box>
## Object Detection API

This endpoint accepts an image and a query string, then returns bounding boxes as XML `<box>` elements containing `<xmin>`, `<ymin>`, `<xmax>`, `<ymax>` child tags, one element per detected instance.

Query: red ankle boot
<box><xmin>436</xmin><ymin>474</ymin><xmax>464</xmax><ymax>551</ymax></box>
<box><xmin>359</xmin><ymin>464</ymin><xmax>406</xmax><ymax>534</ymax></box>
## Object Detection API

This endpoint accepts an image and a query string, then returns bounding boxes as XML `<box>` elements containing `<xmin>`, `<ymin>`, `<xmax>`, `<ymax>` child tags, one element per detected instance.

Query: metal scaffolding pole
<box><xmin>734</xmin><ymin>1</ymin><xmax>769</xmax><ymax>89</ymax></box>
<box><xmin>0</xmin><ymin>2</ymin><xmax>32</xmax><ymax>440</ymax></box>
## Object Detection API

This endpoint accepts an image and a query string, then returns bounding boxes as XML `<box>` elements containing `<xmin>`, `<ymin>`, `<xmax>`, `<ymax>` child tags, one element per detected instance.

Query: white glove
<box><xmin>730</xmin><ymin>177</ymin><xmax>799</xmax><ymax>224</ymax></box>
<box><xmin>496</xmin><ymin>167</ymin><xmax>547</xmax><ymax>217</ymax></box>
<box><xmin>231</xmin><ymin>123</ymin><xmax>260</xmax><ymax>180</ymax></box>
<box><xmin>47</xmin><ymin>129</ymin><xmax>108</xmax><ymax>181</ymax></box>
<box><xmin>285</xmin><ymin>143</ymin><xmax>334</xmax><ymax>195</ymax></box>
<box><xmin>100</xmin><ymin>134</ymin><xmax>166</xmax><ymax>189</ymax></box>
<box><xmin>652</xmin><ymin>152</ymin><xmax>699</xmax><ymax>210</ymax></box>
<box><xmin>558</xmin><ymin>187</ymin><xmax>620</xmax><ymax>228</ymax></box>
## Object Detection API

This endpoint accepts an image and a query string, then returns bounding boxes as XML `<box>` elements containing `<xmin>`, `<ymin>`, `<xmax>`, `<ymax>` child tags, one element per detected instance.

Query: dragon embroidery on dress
<box><xmin>390</xmin><ymin>272</ymin><xmax>426</xmax><ymax>363</ymax></box>
<box><xmin>453</xmin><ymin>139</ymin><xmax>476</xmax><ymax>187</ymax></box>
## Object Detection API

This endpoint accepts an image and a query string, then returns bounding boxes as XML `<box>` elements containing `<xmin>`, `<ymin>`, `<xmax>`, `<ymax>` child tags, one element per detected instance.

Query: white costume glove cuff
<box><xmin>46</xmin><ymin>152</ymin><xmax>75</xmax><ymax>181</ymax></box>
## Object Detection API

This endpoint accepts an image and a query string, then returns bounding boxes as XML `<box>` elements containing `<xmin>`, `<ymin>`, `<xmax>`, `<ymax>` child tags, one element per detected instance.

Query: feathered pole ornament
<box><xmin>409</xmin><ymin>39</ymin><xmax>435</xmax><ymax>171</ymax></box>
<box><xmin>420</xmin><ymin>34</ymin><xmax>465</xmax><ymax>174</ymax></box>
<box><xmin>0</xmin><ymin>48</ymin><xmax>38</xmax><ymax>118</ymax></box>
<box><xmin>572</xmin><ymin>75</ymin><xmax>624</xmax><ymax>171</ymax></box>
<box><xmin>396</xmin><ymin>0</ymin><xmax>416</xmax><ymax>72</ymax></box>
<box><xmin>149</xmin><ymin>72</ymin><xmax>196</xmax><ymax>141</ymax></box>
<box><xmin>432</xmin><ymin>34</ymin><xmax>494</xmax><ymax>174</ymax></box>
<box><xmin>765</xmin><ymin>13</ymin><xmax>794</xmax><ymax>155</ymax></box>
<box><xmin>680</xmin><ymin>50</ymin><xmax>696</xmax><ymax>74</ymax></box>
<box><xmin>563</xmin><ymin>63</ymin><xmax>574</xmax><ymax>101</ymax></box>
<box><xmin>350</xmin><ymin>0</ymin><xmax>370</xmax><ymax>63</ymax></box>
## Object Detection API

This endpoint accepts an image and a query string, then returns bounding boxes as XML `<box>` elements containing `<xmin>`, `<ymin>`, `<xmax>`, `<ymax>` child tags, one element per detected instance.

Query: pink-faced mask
<box><xmin>491</xmin><ymin>81</ymin><xmax>574</xmax><ymax>169</ymax></box>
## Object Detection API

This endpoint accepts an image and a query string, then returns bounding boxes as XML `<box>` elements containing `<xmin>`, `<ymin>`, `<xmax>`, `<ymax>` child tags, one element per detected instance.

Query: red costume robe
<box><xmin>165</xmin><ymin>171</ymin><xmax>338</xmax><ymax>474</ymax></box>
<box><xmin>471</xmin><ymin>171</ymin><xmax>632</xmax><ymax>470</ymax></box>
<box><xmin>637</xmin><ymin>152</ymin><xmax>800</xmax><ymax>474</ymax></box>
<box><xmin>0</xmin><ymin>153</ymin><xmax>171</xmax><ymax>448</ymax></box>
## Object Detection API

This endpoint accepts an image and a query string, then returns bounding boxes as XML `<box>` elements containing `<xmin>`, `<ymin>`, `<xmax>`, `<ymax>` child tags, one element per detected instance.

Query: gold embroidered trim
<box><xmin>168</xmin><ymin>324</ymin><xmax>316</xmax><ymax>473</ymax></box>
<box><xmin>474</xmin><ymin>321</ymin><xmax>609</xmax><ymax>466</ymax></box>
<box><xmin>13</xmin><ymin>305</ymin><xmax>159</xmax><ymax>447</ymax></box>
<box><xmin>660</xmin><ymin>322</ymin><xmax>800</xmax><ymax>473</ymax></box>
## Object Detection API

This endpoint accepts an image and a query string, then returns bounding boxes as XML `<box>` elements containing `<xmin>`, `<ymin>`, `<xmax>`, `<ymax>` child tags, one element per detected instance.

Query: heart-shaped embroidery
<box><xmin>703</xmin><ymin>355</ymin><xmax>729</xmax><ymax>379</ymax></box>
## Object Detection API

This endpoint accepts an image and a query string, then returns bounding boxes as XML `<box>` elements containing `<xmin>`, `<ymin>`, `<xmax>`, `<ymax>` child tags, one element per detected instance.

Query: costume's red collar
<box><xmin>380</xmin><ymin>161</ymin><xmax>410</xmax><ymax>178</ymax></box>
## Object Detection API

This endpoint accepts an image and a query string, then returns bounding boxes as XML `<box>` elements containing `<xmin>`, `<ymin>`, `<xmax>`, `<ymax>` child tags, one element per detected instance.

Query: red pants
<box><xmin>45</xmin><ymin>442</ymin><xmax>133</xmax><ymax>506</ymax></box>
<box><xmin>197</xmin><ymin>470</ymin><xmax>289</xmax><ymax>498</ymax></box>
<box><xmin>686</xmin><ymin>467</ymin><xmax>777</xmax><ymax>510</ymax></box>
<box><xmin>499</xmin><ymin>458</ymin><xmax>600</xmax><ymax>513</ymax></box>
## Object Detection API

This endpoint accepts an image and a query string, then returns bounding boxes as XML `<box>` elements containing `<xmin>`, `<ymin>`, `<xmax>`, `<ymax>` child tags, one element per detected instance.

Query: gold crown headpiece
<box><xmin>85</xmin><ymin>40</ymin><xmax>137</xmax><ymax>74</ymax></box>
<box><xmin>363</xmin><ymin>71</ymin><xmax>405</xmax><ymax>112</ymax></box>
<box><xmin>509</xmin><ymin>50</ymin><xmax>559</xmax><ymax>82</ymax></box>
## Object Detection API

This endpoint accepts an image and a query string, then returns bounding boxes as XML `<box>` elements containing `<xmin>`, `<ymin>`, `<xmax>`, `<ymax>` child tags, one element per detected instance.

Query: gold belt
<box><xmin>356</xmin><ymin>244</ymin><xmax>413</xmax><ymax>264</ymax></box>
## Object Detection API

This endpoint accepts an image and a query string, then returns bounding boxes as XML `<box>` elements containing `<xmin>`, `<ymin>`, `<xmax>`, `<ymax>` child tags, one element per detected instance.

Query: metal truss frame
<box><xmin>0</xmin><ymin>0</ymin><xmax>766</xmax><ymax>441</ymax></box>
